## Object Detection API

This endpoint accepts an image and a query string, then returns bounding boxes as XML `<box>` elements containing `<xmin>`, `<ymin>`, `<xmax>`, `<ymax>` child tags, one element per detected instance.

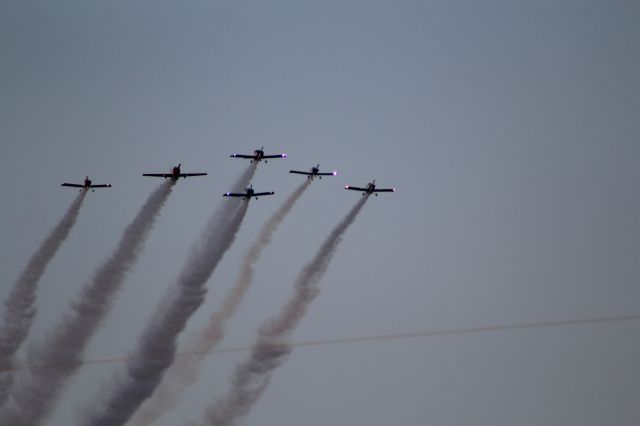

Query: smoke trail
<box><xmin>0</xmin><ymin>192</ymin><xmax>86</xmax><ymax>407</ymax></box>
<box><xmin>0</xmin><ymin>180</ymin><xmax>175</xmax><ymax>426</ymax></box>
<box><xmin>80</xmin><ymin>166</ymin><xmax>255</xmax><ymax>426</ymax></box>
<box><xmin>131</xmin><ymin>180</ymin><xmax>311</xmax><ymax>426</ymax></box>
<box><xmin>198</xmin><ymin>196</ymin><xmax>368</xmax><ymax>426</ymax></box>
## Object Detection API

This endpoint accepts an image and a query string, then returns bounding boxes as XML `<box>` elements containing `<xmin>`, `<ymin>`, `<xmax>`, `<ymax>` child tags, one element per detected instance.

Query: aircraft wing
<box><xmin>345</xmin><ymin>186</ymin><xmax>368</xmax><ymax>191</ymax></box>
<box><xmin>143</xmin><ymin>173</ymin><xmax>172</xmax><ymax>178</ymax></box>
<box><xmin>252</xmin><ymin>191</ymin><xmax>275</xmax><ymax>197</ymax></box>
<box><xmin>262</xmin><ymin>154</ymin><xmax>287</xmax><ymax>159</ymax></box>
<box><xmin>61</xmin><ymin>183</ymin><xmax>84</xmax><ymax>188</ymax></box>
<box><xmin>373</xmin><ymin>188</ymin><xmax>395</xmax><ymax>192</ymax></box>
<box><xmin>179</xmin><ymin>173</ymin><xmax>207</xmax><ymax>177</ymax></box>
<box><xmin>229</xmin><ymin>154</ymin><xmax>254</xmax><ymax>159</ymax></box>
<box><xmin>290</xmin><ymin>170</ymin><xmax>337</xmax><ymax>176</ymax></box>
<box><xmin>89</xmin><ymin>184</ymin><xmax>112</xmax><ymax>188</ymax></box>
<box><xmin>223</xmin><ymin>192</ymin><xmax>245</xmax><ymax>197</ymax></box>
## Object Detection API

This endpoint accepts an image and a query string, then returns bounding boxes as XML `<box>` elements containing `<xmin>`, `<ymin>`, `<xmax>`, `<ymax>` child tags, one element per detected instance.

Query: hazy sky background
<box><xmin>1</xmin><ymin>1</ymin><xmax>639</xmax><ymax>425</ymax></box>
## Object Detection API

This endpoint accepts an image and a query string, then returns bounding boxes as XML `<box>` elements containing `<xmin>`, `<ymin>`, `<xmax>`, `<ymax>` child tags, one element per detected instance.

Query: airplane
<box><xmin>223</xmin><ymin>184</ymin><xmax>275</xmax><ymax>200</ymax></box>
<box><xmin>61</xmin><ymin>176</ymin><xmax>112</xmax><ymax>192</ymax></box>
<box><xmin>230</xmin><ymin>147</ymin><xmax>287</xmax><ymax>163</ymax></box>
<box><xmin>344</xmin><ymin>180</ymin><xmax>395</xmax><ymax>196</ymax></box>
<box><xmin>289</xmin><ymin>164</ymin><xmax>338</xmax><ymax>180</ymax></box>
<box><xmin>143</xmin><ymin>163</ymin><xmax>207</xmax><ymax>180</ymax></box>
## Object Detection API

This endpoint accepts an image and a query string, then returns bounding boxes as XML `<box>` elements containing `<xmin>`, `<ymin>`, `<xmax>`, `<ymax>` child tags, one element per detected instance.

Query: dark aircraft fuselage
<box><xmin>171</xmin><ymin>164</ymin><xmax>182</xmax><ymax>179</ymax></box>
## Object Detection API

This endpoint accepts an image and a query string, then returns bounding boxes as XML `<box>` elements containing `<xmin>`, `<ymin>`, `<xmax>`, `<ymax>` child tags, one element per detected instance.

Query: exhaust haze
<box><xmin>130</xmin><ymin>180</ymin><xmax>310</xmax><ymax>426</ymax></box>
<box><xmin>0</xmin><ymin>181</ymin><xmax>174</xmax><ymax>426</ymax></box>
<box><xmin>81</xmin><ymin>166</ymin><xmax>255</xmax><ymax>426</ymax></box>
<box><xmin>197</xmin><ymin>196</ymin><xmax>368</xmax><ymax>426</ymax></box>
<box><xmin>0</xmin><ymin>192</ymin><xmax>86</xmax><ymax>407</ymax></box>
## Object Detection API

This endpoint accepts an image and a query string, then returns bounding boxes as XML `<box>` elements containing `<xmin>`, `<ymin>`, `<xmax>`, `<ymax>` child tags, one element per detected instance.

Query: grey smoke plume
<box><xmin>197</xmin><ymin>196</ymin><xmax>368</xmax><ymax>426</ymax></box>
<box><xmin>0</xmin><ymin>180</ymin><xmax>175</xmax><ymax>426</ymax></box>
<box><xmin>131</xmin><ymin>180</ymin><xmax>310</xmax><ymax>426</ymax></box>
<box><xmin>0</xmin><ymin>192</ymin><xmax>86</xmax><ymax>407</ymax></box>
<box><xmin>80</xmin><ymin>166</ymin><xmax>255</xmax><ymax>426</ymax></box>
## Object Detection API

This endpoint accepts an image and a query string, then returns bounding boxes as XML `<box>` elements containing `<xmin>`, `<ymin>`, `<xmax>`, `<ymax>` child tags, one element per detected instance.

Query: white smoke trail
<box><xmin>80</xmin><ymin>165</ymin><xmax>255</xmax><ymax>426</ymax></box>
<box><xmin>0</xmin><ymin>192</ymin><xmax>86</xmax><ymax>407</ymax></box>
<box><xmin>0</xmin><ymin>180</ymin><xmax>175</xmax><ymax>426</ymax></box>
<box><xmin>197</xmin><ymin>196</ymin><xmax>368</xmax><ymax>426</ymax></box>
<box><xmin>130</xmin><ymin>180</ymin><xmax>311</xmax><ymax>426</ymax></box>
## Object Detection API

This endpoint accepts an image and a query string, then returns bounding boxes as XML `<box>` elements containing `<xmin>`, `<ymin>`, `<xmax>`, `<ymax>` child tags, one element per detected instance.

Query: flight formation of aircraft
<box><xmin>61</xmin><ymin>147</ymin><xmax>396</xmax><ymax>199</ymax></box>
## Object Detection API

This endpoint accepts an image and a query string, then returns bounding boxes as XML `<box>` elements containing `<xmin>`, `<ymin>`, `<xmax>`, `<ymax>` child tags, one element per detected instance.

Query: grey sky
<box><xmin>1</xmin><ymin>1</ymin><xmax>639</xmax><ymax>425</ymax></box>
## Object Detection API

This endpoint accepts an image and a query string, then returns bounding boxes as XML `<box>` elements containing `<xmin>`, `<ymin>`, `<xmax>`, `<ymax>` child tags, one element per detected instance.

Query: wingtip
<box><xmin>282</xmin><ymin>153</ymin><xmax>287</xmax><ymax>158</ymax></box>
<box><xmin>333</xmin><ymin>171</ymin><xmax>338</xmax><ymax>176</ymax></box>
